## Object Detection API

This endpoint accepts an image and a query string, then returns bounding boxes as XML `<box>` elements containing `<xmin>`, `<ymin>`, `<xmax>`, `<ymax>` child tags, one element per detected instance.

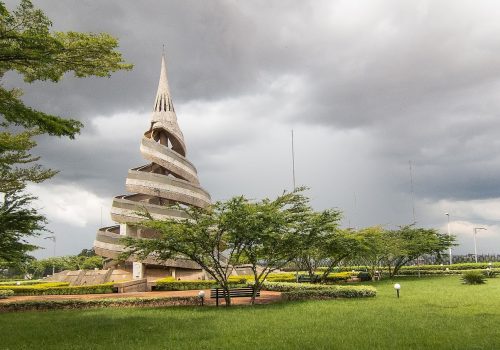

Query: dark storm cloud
<box><xmin>4</xmin><ymin>0</ymin><xmax>497</xmax><ymax>204</ymax></box>
<box><xmin>3</xmin><ymin>0</ymin><xmax>500</xmax><ymax>257</ymax></box>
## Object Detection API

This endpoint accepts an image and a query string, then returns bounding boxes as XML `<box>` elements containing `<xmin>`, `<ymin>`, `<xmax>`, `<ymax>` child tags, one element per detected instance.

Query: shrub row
<box><xmin>262</xmin><ymin>281</ymin><xmax>376</xmax><ymax>299</ymax></box>
<box><xmin>395</xmin><ymin>268</ymin><xmax>500</xmax><ymax>276</ymax></box>
<box><xmin>0</xmin><ymin>296</ymin><xmax>200</xmax><ymax>312</ymax></box>
<box><xmin>227</xmin><ymin>271</ymin><xmax>354</xmax><ymax>284</ymax></box>
<box><xmin>282</xmin><ymin>287</ymin><xmax>376</xmax><ymax>300</ymax></box>
<box><xmin>320</xmin><ymin>262</ymin><xmax>500</xmax><ymax>273</ymax></box>
<box><xmin>0</xmin><ymin>290</ymin><xmax>14</xmax><ymax>298</ymax></box>
<box><xmin>399</xmin><ymin>263</ymin><xmax>500</xmax><ymax>271</ymax></box>
<box><xmin>0</xmin><ymin>282</ymin><xmax>69</xmax><ymax>292</ymax></box>
<box><xmin>153</xmin><ymin>279</ymin><xmax>244</xmax><ymax>291</ymax></box>
<box><xmin>262</xmin><ymin>281</ymin><xmax>377</xmax><ymax>299</ymax></box>
<box><xmin>0</xmin><ymin>282</ymin><xmax>114</xmax><ymax>296</ymax></box>
<box><xmin>0</xmin><ymin>280</ymin><xmax>45</xmax><ymax>286</ymax></box>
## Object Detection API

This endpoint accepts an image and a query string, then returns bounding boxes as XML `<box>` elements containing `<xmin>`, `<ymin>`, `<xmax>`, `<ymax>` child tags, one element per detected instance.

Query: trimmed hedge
<box><xmin>154</xmin><ymin>279</ymin><xmax>245</xmax><ymax>291</ymax></box>
<box><xmin>0</xmin><ymin>290</ymin><xmax>14</xmax><ymax>298</ymax></box>
<box><xmin>322</xmin><ymin>262</ymin><xmax>500</xmax><ymax>273</ymax></box>
<box><xmin>0</xmin><ymin>282</ymin><xmax>114</xmax><ymax>296</ymax></box>
<box><xmin>0</xmin><ymin>280</ymin><xmax>45</xmax><ymax>286</ymax></box>
<box><xmin>0</xmin><ymin>296</ymin><xmax>199</xmax><ymax>312</ymax></box>
<box><xmin>394</xmin><ymin>268</ymin><xmax>500</xmax><ymax>276</ymax></box>
<box><xmin>262</xmin><ymin>281</ymin><xmax>376</xmax><ymax>299</ymax></box>
<box><xmin>283</xmin><ymin>287</ymin><xmax>376</xmax><ymax>300</ymax></box>
<box><xmin>227</xmin><ymin>272</ymin><xmax>354</xmax><ymax>284</ymax></box>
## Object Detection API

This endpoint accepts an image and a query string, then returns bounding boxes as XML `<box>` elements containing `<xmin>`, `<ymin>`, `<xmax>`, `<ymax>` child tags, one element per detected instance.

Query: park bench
<box><xmin>210</xmin><ymin>287</ymin><xmax>260</xmax><ymax>306</ymax></box>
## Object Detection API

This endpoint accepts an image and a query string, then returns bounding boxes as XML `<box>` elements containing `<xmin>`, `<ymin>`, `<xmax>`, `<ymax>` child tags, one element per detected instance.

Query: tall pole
<box><xmin>473</xmin><ymin>228</ymin><xmax>478</xmax><ymax>263</ymax></box>
<box><xmin>291</xmin><ymin>129</ymin><xmax>298</xmax><ymax>282</ymax></box>
<box><xmin>446</xmin><ymin>213</ymin><xmax>452</xmax><ymax>265</ymax></box>
<box><xmin>473</xmin><ymin>227</ymin><xmax>487</xmax><ymax>263</ymax></box>
<box><xmin>44</xmin><ymin>235</ymin><xmax>56</xmax><ymax>275</ymax></box>
<box><xmin>291</xmin><ymin>129</ymin><xmax>296</xmax><ymax>190</ymax></box>
<box><xmin>52</xmin><ymin>236</ymin><xmax>56</xmax><ymax>275</ymax></box>
<box><xmin>409</xmin><ymin>160</ymin><xmax>419</xmax><ymax>276</ymax></box>
<box><xmin>409</xmin><ymin>160</ymin><xmax>416</xmax><ymax>223</ymax></box>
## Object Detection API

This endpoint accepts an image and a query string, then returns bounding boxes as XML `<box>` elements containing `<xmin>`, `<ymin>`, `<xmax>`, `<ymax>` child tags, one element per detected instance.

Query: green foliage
<box><xmin>16</xmin><ymin>253</ymin><xmax>104</xmax><ymax>278</ymax></box>
<box><xmin>154</xmin><ymin>279</ymin><xmax>245</xmax><ymax>291</ymax></box>
<box><xmin>0</xmin><ymin>282</ymin><xmax>114</xmax><ymax>295</ymax></box>
<box><xmin>483</xmin><ymin>269</ymin><xmax>497</xmax><ymax>278</ymax></box>
<box><xmin>0</xmin><ymin>0</ymin><xmax>132</xmax><ymax>137</ymax></box>
<box><xmin>1</xmin><ymin>277</ymin><xmax>500</xmax><ymax>349</ymax></box>
<box><xmin>0</xmin><ymin>279</ymin><xmax>42</xmax><ymax>286</ymax></box>
<box><xmin>462</xmin><ymin>271</ymin><xmax>486</xmax><ymax>285</ymax></box>
<box><xmin>0</xmin><ymin>191</ymin><xmax>46</xmax><ymax>265</ymax></box>
<box><xmin>226</xmin><ymin>276</ymin><xmax>249</xmax><ymax>284</ymax></box>
<box><xmin>283</xmin><ymin>287</ymin><xmax>376</xmax><ymax>300</ymax></box>
<box><xmin>0</xmin><ymin>130</ymin><xmax>57</xmax><ymax>192</ymax></box>
<box><xmin>324</xmin><ymin>262</ymin><xmax>500</xmax><ymax>273</ymax></box>
<box><xmin>0</xmin><ymin>281</ymin><xmax>68</xmax><ymax>289</ymax></box>
<box><xmin>0</xmin><ymin>289</ymin><xmax>13</xmax><ymax>298</ymax></box>
<box><xmin>226</xmin><ymin>272</ymin><xmax>353</xmax><ymax>284</ymax></box>
<box><xmin>295</xmin><ymin>208</ymin><xmax>347</xmax><ymax>281</ymax></box>
<box><xmin>0</xmin><ymin>296</ymin><xmax>199</xmax><ymax>312</ymax></box>
<box><xmin>262</xmin><ymin>281</ymin><xmax>376</xmax><ymax>299</ymax></box>
<box><xmin>401</xmin><ymin>262</ymin><xmax>500</xmax><ymax>271</ymax></box>
<box><xmin>355</xmin><ymin>225</ymin><xmax>455</xmax><ymax>278</ymax></box>
<box><xmin>0</xmin><ymin>0</ymin><xmax>131</xmax><ymax>266</ymax></box>
<box><xmin>125</xmin><ymin>188</ymin><xmax>315</xmax><ymax>305</ymax></box>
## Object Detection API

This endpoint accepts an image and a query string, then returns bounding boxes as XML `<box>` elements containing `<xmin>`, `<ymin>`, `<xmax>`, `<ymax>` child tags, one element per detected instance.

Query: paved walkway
<box><xmin>0</xmin><ymin>290</ymin><xmax>282</xmax><ymax>306</ymax></box>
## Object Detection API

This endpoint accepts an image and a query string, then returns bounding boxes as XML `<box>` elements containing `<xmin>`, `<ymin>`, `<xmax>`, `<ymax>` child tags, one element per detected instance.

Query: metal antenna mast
<box><xmin>291</xmin><ymin>129</ymin><xmax>296</xmax><ymax>190</ymax></box>
<box><xmin>409</xmin><ymin>160</ymin><xmax>416</xmax><ymax>223</ymax></box>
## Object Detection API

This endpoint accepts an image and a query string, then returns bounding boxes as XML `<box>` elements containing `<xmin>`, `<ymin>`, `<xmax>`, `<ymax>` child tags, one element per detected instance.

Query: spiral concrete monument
<box><xmin>94</xmin><ymin>55</ymin><xmax>211</xmax><ymax>280</ymax></box>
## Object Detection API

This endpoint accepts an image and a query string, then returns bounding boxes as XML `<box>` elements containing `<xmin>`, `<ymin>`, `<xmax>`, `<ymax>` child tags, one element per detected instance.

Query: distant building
<box><xmin>94</xmin><ymin>55</ymin><xmax>211</xmax><ymax>281</ymax></box>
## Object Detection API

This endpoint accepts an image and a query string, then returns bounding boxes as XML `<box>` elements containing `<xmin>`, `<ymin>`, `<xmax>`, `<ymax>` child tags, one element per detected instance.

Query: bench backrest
<box><xmin>210</xmin><ymin>287</ymin><xmax>260</xmax><ymax>298</ymax></box>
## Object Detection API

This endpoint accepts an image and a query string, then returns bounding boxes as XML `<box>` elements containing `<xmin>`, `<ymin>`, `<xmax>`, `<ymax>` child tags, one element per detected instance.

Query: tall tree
<box><xmin>0</xmin><ymin>0</ymin><xmax>132</xmax><ymax>264</ymax></box>
<box><xmin>303</xmin><ymin>227</ymin><xmax>360</xmax><ymax>284</ymax></box>
<box><xmin>383</xmin><ymin>225</ymin><xmax>454</xmax><ymax>278</ymax></box>
<box><xmin>122</xmin><ymin>200</ymin><xmax>247</xmax><ymax>306</ymax></box>
<box><xmin>123</xmin><ymin>189</ymin><xmax>314</xmax><ymax>305</ymax></box>
<box><xmin>357</xmin><ymin>224</ymin><xmax>455</xmax><ymax>278</ymax></box>
<box><xmin>226</xmin><ymin>189</ymin><xmax>313</xmax><ymax>303</ymax></box>
<box><xmin>356</xmin><ymin>226</ymin><xmax>398</xmax><ymax>280</ymax></box>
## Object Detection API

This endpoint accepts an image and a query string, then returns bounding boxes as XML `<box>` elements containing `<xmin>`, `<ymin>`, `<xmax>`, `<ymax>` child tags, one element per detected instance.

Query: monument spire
<box><xmin>153</xmin><ymin>54</ymin><xmax>174</xmax><ymax>114</ymax></box>
<box><xmin>94</xmin><ymin>53</ymin><xmax>211</xmax><ymax>280</ymax></box>
<box><xmin>150</xmin><ymin>54</ymin><xmax>185</xmax><ymax>155</ymax></box>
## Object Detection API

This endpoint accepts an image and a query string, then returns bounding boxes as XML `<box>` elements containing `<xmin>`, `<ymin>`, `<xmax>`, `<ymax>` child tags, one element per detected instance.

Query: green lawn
<box><xmin>1</xmin><ymin>276</ymin><xmax>499</xmax><ymax>350</ymax></box>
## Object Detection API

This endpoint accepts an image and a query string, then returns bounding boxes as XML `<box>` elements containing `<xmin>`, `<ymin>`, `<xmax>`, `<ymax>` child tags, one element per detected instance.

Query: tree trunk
<box><xmin>250</xmin><ymin>284</ymin><xmax>259</xmax><ymax>305</ymax></box>
<box><xmin>220</xmin><ymin>283</ymin><xmax>231</xmax><ymax>306</ymax></box>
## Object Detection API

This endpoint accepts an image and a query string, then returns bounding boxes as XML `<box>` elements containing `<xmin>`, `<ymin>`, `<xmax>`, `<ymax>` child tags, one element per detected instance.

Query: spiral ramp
<box><xmin>94</xmin><ymin>56</ymin><xmax>211</xmax><ymax>278</ymax></box>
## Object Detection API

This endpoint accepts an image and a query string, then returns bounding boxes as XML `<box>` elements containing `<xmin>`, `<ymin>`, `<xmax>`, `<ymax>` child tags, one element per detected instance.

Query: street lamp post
<box><xmin>44</xmin><ymin>235</ymin><xmax>56</xmax><ymax>275</ymax></box>
<box><xmin>473</xmin><ymin>227</ymin><xmax>487</xmax><ymax>263</ymax></box>
<box><xmin>445</xmin><ymin>213</ymin><xmax>452</xmax><ymax>265</ymax></box>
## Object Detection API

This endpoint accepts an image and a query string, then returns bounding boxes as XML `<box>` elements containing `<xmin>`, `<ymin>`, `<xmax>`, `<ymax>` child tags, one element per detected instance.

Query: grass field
<box><xmin>1</xmin><ymin>276</ymin><xmax>499</xmax><ymax>350</ymax></box>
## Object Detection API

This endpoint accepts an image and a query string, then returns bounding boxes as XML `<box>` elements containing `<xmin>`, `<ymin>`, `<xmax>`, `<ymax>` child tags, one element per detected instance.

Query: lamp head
<box><xmin>394</xmin><ymin>283</ymin><xmax>401</xmax><ymax>290</ymax></box>
<box><xmin>198</xmin><ymin>290</ymin><xmax>205</xmax><ymax>298</ymax></box>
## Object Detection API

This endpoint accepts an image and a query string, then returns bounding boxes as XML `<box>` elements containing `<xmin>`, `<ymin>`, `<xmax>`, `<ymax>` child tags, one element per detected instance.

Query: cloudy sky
<box><xmin>5</xmin><ymin>0</ymin><xmax>500</xmax><ymax>258</ymax></box>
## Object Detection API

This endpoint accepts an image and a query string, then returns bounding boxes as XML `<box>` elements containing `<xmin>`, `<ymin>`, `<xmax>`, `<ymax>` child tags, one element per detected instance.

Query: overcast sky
<box><xmin>5</xmin><ymin>0</ymin><xmax>500</xmax><ymax>258</ymax></box>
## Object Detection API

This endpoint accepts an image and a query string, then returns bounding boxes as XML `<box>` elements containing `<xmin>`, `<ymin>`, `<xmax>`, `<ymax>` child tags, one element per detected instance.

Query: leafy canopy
<box><xmin>0</xmin><ymin>0</ymin><xmax>133</xmax><ymax>138</ymax></box>
<box><xmin>0</xmin><ymin>0</ymin><xmax>132</xmax><ymax>265</ymax></box>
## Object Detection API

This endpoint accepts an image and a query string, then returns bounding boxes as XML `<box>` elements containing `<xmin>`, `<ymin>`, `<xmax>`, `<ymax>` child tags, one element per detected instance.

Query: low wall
<box><xmin>114</xmin><ymin>279</ymin><xmax>148</xmax><ymax>293</ymax></box>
